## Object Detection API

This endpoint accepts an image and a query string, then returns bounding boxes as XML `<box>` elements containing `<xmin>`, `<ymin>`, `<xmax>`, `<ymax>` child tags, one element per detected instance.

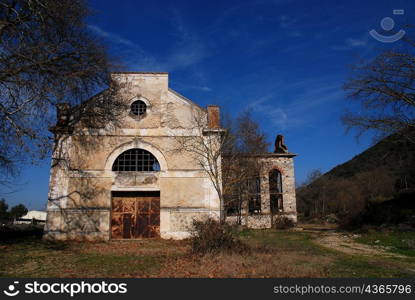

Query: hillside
<box><xmin>296</xmin><ymin>131</ymin><xmax>415</xmax><ymax>225</ymax></box>
<box><xmin>324</xmin><ymin>134</ymin><xmax>415</xmax><ymax>183</ymax></box>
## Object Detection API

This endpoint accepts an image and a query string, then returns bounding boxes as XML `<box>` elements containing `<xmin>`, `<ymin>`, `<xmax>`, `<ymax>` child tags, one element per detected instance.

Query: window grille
<box><xmin>112</xmin><ymin>149</ymin><xmax>160</xmax><ymax>172</ymax></box>
<box><xmin>130</xmin><ymin>100</ymin><xmax>147</xmax><ymax>116</ymax></box>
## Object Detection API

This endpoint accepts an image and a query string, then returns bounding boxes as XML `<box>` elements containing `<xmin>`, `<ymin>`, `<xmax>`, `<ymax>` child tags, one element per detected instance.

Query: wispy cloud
<box><xmin>278</xmin><ymin>15</ymin><xmax>296</xmax><ymax>29</ymax></box>
<box><xmin>164</xmin><ymin>8</ymin><xmax>207</xmax><ymax>69</ymax></box>
<box><xmin>245</xmin><ymin>14</ymin><xmax>303</xmax><ymax>54</ymax></box>
<box><xmin>247</xmin><ymin>78</ymin><xmax>345</xmax><ymax>130</ymax></box>
<box><xmin>173</xmin><ymin>83</ymin><xmax>212</xmax><ymax>92</ymax></box>
<box><xmin>346</xmin><ymin>38</ymin><xmax>367</xmax><ymax>47</ymax></box>
<box><xmin>197</xmin><ymin>86</ymin><xmax>212</xmax><ymax>92</ymax></box>
<box><xmin>87</xmin><ymin>24</ymin><xmax>161</xmax><ymax>70</ymax></box>
<box><xmin>87</xmin><ymin>25</ymin><xmax>137</xmax><ymax>48</ymax></box>
<box><xmin>87</xmin><ymin>13</ymin><xmax>209</xmax><ymax>73</ymax></box>
<box><xmin>331</xmin><ymin>37</ymin><xmax>369</xmax><ymax>51</ymax></box>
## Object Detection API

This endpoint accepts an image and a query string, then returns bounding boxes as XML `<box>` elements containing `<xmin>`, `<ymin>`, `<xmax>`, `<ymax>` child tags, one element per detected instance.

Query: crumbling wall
<box><xmin>225</xmin><ymin>153</ymin><xmax>298</xmax><ymax>229</ymax></box>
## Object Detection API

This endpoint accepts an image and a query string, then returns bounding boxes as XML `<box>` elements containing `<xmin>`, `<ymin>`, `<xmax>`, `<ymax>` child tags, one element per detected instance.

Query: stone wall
<box><xmin>258</xmin><ymin>154</ymin><xmax>297</xmax><ymax>221</ymax></box>
<box><xmin>225</xmin><ymin>153</ymin><xmax>298</xmax><ymax>229</ymax></box>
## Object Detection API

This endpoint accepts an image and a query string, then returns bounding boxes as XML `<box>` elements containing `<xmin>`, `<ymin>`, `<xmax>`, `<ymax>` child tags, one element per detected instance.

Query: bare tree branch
<box><xmin>343</xmin><ymin>43</ymin><xmax>415</xmax><ymax>142</ymax></box>
<box><xmin>0</xmin><ymin>0</ymin><xmax>125</xmax><ymax>186</ymax></box>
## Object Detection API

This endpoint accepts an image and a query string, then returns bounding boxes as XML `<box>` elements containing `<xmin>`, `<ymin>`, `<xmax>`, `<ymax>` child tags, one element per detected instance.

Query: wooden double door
<box><xmin>111</xmin><ymin>191</ymin><xmax>160</xmax><ymax>239</ymax></box>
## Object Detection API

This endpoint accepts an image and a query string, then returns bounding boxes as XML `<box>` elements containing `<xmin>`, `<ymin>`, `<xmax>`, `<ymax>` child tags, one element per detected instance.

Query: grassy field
<box><xmin>356</xmin><ymin>230</ymin><xmax>415</xmax><ymax>258</ymax></box>
<box><xmin>1</xmin><ymin>229</ymin><xmax>414</xmax><ymax>278</ymax></box>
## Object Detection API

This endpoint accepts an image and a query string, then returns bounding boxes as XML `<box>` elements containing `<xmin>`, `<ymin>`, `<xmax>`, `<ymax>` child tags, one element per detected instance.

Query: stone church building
<box><xmin>43</xmin><ymin>72</ymin><xmax>297</xmax><ymax>241</ymax></box>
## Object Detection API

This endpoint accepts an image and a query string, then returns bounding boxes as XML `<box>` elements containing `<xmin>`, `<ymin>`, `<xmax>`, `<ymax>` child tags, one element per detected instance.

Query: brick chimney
<box><xmin>56</xmin><ymin>103</ymin><xmax>71</xmax><ymax>126</ymax></box>
<box><xmin>207</xmin><ymin>105</ymin><xmax>220</xmax><ymax>128</ymax></box>
<box><xmin>50</xmin><ymin>103</ymin><xmax>73</xmax><ymax>134</ymax></box>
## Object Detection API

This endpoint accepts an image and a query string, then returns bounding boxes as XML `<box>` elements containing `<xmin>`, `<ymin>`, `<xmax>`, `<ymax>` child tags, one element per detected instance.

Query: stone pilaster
<box><xmin>260</xmin><ymin>173</ymin><xmax>271</xmax><ymax>214</ymax></box>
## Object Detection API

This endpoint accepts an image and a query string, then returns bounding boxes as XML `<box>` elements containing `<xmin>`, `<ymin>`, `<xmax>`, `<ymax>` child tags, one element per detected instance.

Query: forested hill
<box><xmin>296</xmin><ymin>131</ymin><xmax>415</xmax><ymax>222</ymax></box>
<box><xmin>324</xmin><ymin>133</ymin><xmax>415</xmax><ymax>184</ymax></box>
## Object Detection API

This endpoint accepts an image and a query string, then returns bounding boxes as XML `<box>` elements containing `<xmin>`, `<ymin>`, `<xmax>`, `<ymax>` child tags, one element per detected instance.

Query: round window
<box><xmin>130</xmin><ymin>100</ymin><xmax>147</xmax><ymax>116</ymax></box>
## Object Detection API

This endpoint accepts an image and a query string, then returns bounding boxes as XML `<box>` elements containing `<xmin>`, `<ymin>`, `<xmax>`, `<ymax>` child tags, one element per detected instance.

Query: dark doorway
<box><xmin>111</xmin><ymin>191</ymin><xmax>160</xmax><ymax>239</ymax></box>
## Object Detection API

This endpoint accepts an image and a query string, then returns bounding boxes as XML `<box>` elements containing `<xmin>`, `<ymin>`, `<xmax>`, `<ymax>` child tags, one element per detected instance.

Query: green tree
<box><xmin>9</xmin><ymin>204</ymin><xmax>28</xmax><ymax>219</ymax></box>
<box><xmin>0</xmin><ymin>198</ymin><xmax>9</xmax><ymax>220</ymax></box>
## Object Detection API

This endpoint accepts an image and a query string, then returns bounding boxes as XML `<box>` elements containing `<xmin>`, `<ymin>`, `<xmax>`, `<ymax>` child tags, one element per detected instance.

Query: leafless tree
<box><xmin>223</xmin><ymin>111</ymin><xmax>270</xmax><ymax>223</ymax></box>
<box><xmin>235</xmin><ymin>111</ymin><xmax>269</xmax><ymax>153</ymax></box>
<box><xmin>296</xmin><ymin>169</ymin><xmax>323</xmax><ymax>218</ymax></box>
<box><xmin>296</xmin><ymin>165</ymin><xmax>397</xmax><ymax>222</ymax></box>
<box><xmin>170</xmin><ymin>108</ymin><xmax>229</xmax><ymax>222</ymax></box>
<box><xmin>170</xmin><ymin>109</ymin><xmax>270</xmax><ymax>223</ymax></box>
<box><xmin>342</xmin><ymin>42</ymin><xmax>415</xmax><ymax>143</ymax></box>
<box><xmin>0</xmin><ymin>0</ymin><xmax>125</xmax><ymax>185</ymax></box>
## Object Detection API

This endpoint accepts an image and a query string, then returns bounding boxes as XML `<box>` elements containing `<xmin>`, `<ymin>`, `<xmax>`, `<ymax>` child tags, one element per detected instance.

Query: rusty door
<box><xmin>111</xmin><ymin>191</ymin><xmax>160</xmax><ymax>239</ymax></box>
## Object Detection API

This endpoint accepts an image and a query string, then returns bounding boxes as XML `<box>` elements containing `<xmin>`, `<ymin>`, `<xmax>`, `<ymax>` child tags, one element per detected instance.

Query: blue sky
<box><xmin>2</xmin><ymin>0</ymin><xmax>414</xmax><ymax>210</ymax></box>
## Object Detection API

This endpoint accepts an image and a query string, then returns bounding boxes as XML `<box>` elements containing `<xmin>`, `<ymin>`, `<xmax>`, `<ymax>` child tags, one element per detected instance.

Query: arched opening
<box><xmin>110</xmin><ymin>148</ymin><xmax>161</xmax><ymax>239</ymax></box>
<box><xmin>248</xmin><ymin>176</ymin><xmax>261</xmax><ymax>214</ymax></box>
<box><xmin>269</xmin><ymin>169</ymin><xmax>283</xmax><ymax>213</ymax></box>
<box><xmin>112</xmin><ymin>148</ymin><xmax>160</xmax><ymax>172</ymax></box>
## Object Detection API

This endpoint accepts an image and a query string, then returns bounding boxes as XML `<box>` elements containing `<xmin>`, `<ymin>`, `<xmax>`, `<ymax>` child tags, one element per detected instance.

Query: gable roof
<box><xmin>111</xmin><ymin>71</ymin><xmax>168</xmax><ymax>75</ymax></box>
<box><xmin>168</xmin><ymin>88</ymin><xmax>206</xmax><ymax>112</ymax></box>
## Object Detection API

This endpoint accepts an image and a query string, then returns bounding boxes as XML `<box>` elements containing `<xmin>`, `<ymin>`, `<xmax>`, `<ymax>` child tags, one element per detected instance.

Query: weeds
<box><xmin>274</xmin><ymin>217</ymin><xmax>295</xmax><ymax>229</ymax></box>
<box><xmin>190</xmin><ymin>218</ymin><xmax>249</xmax><ymax>255</ymax></box>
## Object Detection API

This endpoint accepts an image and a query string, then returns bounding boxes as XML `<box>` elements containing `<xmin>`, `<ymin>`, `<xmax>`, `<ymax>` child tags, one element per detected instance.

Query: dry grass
<box><xmin>78</xmin><ymin>239</ymin><xmax>188</xmax><ymax>256</ymax></box>
<box><xmin>1</xmin><ymin>229</ymin><xmax>414</xmax><ymax>278</ymax></box>
<box><xmin>155</xmin><ymin>251</ymin><xmax>332</xmax><ymax>278</ymax></box>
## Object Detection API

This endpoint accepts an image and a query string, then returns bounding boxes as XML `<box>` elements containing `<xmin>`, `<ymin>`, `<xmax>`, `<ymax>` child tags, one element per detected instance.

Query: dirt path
<box><xmin>297</xmin><ymin>224</ymin><xmax>406</xmax><ymax>258</ymax></box>
<box><xmin>314</xmin><ymin>232</ymin><xmax>407</xmax><ymax>258</ymax></box>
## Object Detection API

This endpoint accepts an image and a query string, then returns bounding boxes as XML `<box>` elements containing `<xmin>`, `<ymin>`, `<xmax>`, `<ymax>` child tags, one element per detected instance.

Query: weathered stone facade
<box><xmin>44</xmin><ymin>72</ymin><xmax>221</xmax><ymax>241</ymax></box>
<box><xmin>44</xmin><ymin>72</ymin><xmax>297</xmax><ymax>241</ymax></box>
<box><xmin>225</xmin><ymin>154</ymin><xmax>297</xmax><ymax>229</ymax></box>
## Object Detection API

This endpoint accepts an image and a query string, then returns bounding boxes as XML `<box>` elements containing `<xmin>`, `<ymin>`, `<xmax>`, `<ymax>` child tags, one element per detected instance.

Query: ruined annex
<box><xmin>44</xmin><ymin>72</ymin><xmax>297</xmax><ymax>241</ymax></box>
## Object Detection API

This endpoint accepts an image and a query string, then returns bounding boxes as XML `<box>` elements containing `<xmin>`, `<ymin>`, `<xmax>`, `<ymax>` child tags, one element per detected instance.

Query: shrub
<box><xmin>274</xmin><ymin>217</ymin><xmax>295</xmax><ymax>229</ymax></box>
<box><xmin>0</xmin><ymin>224</ymin><xmax>43</xmax><ymax>241</ymax></box>
<box><xmin>190</xmin><ymin>218</ymin><xmax>249</xmax><ymax>255</ymax></box>
<box><xmin>403</xmin><ymin>239</ymin><xmax>415</xmax><ymax>251</ymax></box>
<box><xmin>341</xmin><ymin>190</ymin><xmax>415</xmax><ymax>230</ymax></box>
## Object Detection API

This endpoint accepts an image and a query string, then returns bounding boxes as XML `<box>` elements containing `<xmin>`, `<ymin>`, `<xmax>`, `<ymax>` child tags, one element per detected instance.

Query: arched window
<box><xmin>112</xmin><ymin>149</ymin><xmax>160</xmax><ymax>172</ymax></box>
<box><xmin>269</xmin><ymin>169</ymin><xmax>283</xmax><ymax>213</ymax></box>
